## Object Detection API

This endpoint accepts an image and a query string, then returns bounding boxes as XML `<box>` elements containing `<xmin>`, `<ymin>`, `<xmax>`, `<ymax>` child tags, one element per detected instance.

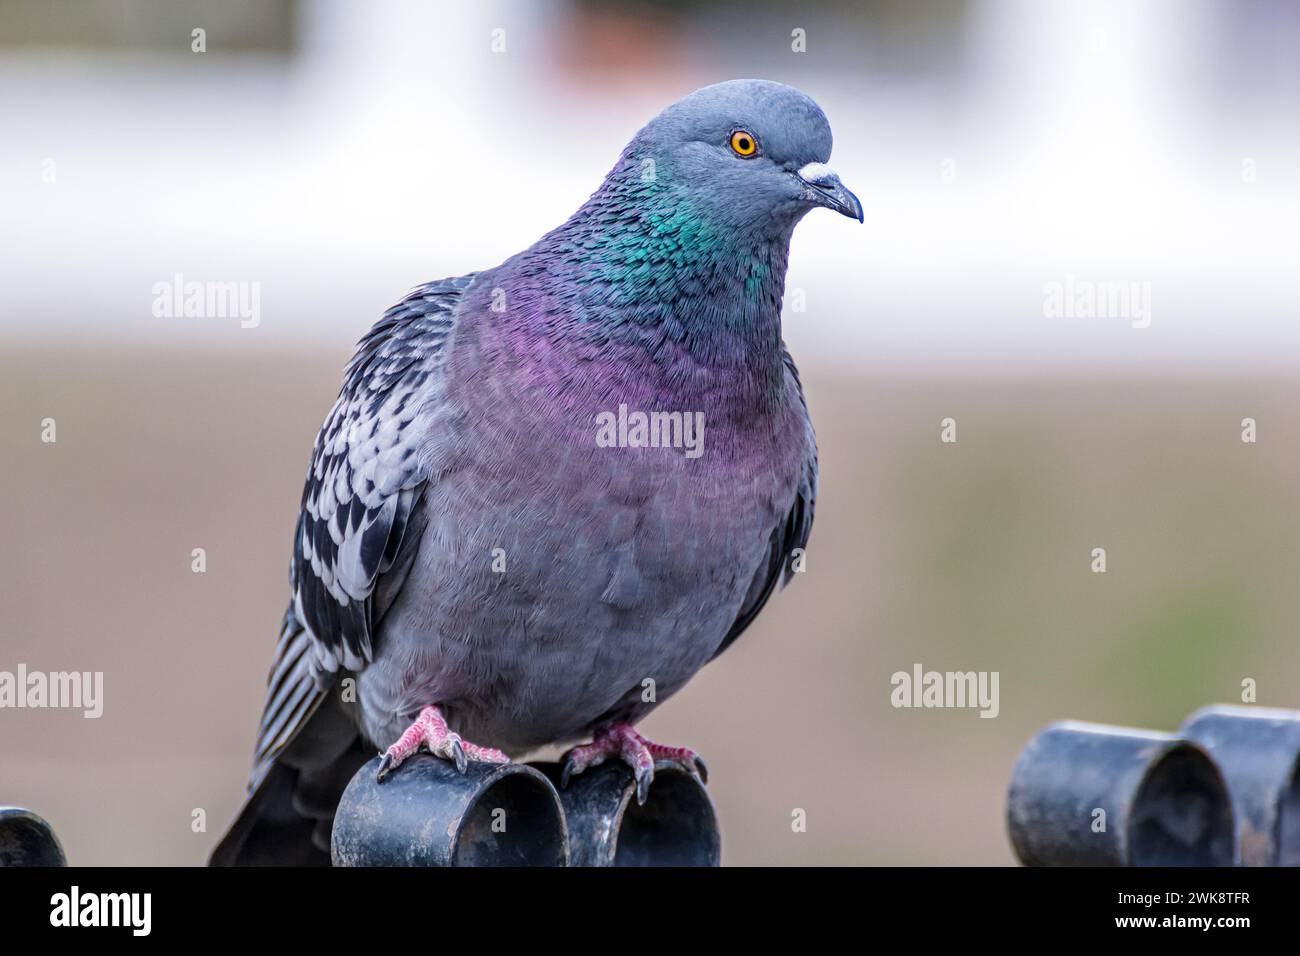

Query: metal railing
<box><xmin>2</xmin><ymin>755</ymin><xmax>720</xmax><ymax>868</ymax></box>
<box><xmin>1008</xmin><ymin>704</ymin><xmax>1300</xmax><ymax>866</ymax></box>
<box><xmin>6</xmin><ymin>703</ymin><xmax>1295</xmax><ymax>866</ymax></box>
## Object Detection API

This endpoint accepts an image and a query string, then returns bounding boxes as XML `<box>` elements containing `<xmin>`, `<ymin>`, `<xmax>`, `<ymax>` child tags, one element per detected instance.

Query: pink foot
<box><xmin>376</xmin><ymin>705</ymin><xmax>509</xmax><ymax>782</ymax></box>
<box><xmin>560</xmin><ymin>723</ymin><xmax>707</xmax><ymax>805</ymax></box>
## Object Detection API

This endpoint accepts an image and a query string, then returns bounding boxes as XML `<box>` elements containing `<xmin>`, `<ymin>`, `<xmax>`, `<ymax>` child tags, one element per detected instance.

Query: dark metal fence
<box><xmin>1009</xmin><ymin>705</ymin><xmax>1300</xmax><ymax>866</ymax></box>
<box><xmin>3</xmin><ymin>755</ymin><xmax>719</xmax><ymax>868</ymax></box>
<box><xmin>7</xmin><ymin>703</ymin><xmax>1296</xmax><ymax>866</ymax></box>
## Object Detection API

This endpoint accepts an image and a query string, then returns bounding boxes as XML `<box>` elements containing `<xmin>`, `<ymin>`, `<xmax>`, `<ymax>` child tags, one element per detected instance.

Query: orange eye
<box><xmin>729</xmin><ymin>130</ymin><xmax>758</xmax><ymax>157</ymax></box>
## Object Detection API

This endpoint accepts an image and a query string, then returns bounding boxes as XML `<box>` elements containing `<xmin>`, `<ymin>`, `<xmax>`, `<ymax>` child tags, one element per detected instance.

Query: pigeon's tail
<box><xmin>208</xmin><ymin>609</ymin><xmax>369</xmax><ymax>866</ymax></box>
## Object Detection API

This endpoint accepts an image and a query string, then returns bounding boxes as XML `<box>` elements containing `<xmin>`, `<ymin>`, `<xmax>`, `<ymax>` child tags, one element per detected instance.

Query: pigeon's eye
<box><xmin>729</xmin><ymin>130</ymin><xmax>758</xmax><ymax>157</ymax></box>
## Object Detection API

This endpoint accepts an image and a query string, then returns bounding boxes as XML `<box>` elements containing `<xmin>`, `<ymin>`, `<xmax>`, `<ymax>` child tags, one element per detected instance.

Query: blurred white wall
<box><xmin>2</xmin><ymin>0</ymin><xmax>1297</xmax><ymax>375</ymax></box>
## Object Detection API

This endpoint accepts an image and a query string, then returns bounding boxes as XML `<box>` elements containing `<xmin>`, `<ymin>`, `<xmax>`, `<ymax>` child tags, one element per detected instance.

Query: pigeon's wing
<box><xmin>710</xmin><ymin>348</ymin><xmax>817</xmax><ymax>661</ymax></box>
<box><xmin>211</xmin><ymin>276</ymin><xmax>474</xmax><ymax>866</ymax></box>
<box><xmin>252</xmin><ymin>275</ymin><xmax>475</xmax><ymax>783</ymax></box>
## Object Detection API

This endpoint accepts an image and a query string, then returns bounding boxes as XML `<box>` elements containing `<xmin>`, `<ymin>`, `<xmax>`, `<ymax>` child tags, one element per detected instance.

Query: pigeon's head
<box><xmin>622</xmin><ymin>79</ymin><xmax>863</xmax><ymax>234</ymax></box>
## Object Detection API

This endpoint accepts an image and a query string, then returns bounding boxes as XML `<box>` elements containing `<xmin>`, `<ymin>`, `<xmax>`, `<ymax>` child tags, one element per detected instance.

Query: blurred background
<box><xmin>2</xmin><ymin>0</ymin><xmax>1299</xmax><ymax>865</ymax></box>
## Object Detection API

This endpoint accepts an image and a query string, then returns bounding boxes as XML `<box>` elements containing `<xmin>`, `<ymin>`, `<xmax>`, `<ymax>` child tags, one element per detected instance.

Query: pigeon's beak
<box><xmin>798</xmin><ymin>162</ymin><xmax>864</xmax><ymax>223</ymax></box>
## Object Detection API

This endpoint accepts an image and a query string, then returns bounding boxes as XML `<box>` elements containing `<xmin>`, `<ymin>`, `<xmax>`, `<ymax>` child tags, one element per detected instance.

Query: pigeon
<box><xmin>210</xmin><ymin>79</ymin><xmax>861</xmax><ymax>865</ymax></box>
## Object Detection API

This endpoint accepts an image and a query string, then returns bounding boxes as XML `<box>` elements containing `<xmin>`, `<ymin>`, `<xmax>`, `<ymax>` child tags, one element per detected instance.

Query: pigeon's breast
<box><xmin>359</xmin><ymin>352</ymin><xmax>808</xmax><ymax>753</ymax></box>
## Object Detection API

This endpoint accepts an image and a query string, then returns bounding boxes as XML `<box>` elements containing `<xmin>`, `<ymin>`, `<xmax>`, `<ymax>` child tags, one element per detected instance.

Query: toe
<box><xmin>461</xmin><ymin>741</ymin><xmax>510</xmax><ymax>764</ymax></box>
<box><xmin>559</xmin><ymin>747</ymin><xmax>596</xmax><ymax>787</ymax></box>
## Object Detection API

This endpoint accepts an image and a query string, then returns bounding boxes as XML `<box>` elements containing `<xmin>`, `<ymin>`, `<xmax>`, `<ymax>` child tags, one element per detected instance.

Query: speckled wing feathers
<box><xmin>250</xmin><ymin>275</ymin><xmax>474</xmax><ymax>781</ymax></box>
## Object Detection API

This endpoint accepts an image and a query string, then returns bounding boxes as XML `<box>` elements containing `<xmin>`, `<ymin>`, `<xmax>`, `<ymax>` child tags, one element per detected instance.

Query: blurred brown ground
<box><xmin>2</xmin><ymin>346</ymin><xmax>1298</xmax><ymax>865</ymax></box>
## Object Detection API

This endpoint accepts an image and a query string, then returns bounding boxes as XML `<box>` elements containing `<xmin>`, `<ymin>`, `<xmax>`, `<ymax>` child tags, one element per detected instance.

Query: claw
<box><xmin>448</xmin><ymin>737</ymin><xmax>468</xmax><ymax>774</ymax></box>
<box><xmin>376</xmin><ymin>751</ymin><xmax>396</xmax><ymax>783</ymax></box>
<box><xmin>634</xmin><ymin>764</ymin><xmax>653</xmax><ymax>806</ymax></box>
<box><xmin>693</xmin><ymin>755</ymin><xmax>709</xmax><ymax>784</ymax></box>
